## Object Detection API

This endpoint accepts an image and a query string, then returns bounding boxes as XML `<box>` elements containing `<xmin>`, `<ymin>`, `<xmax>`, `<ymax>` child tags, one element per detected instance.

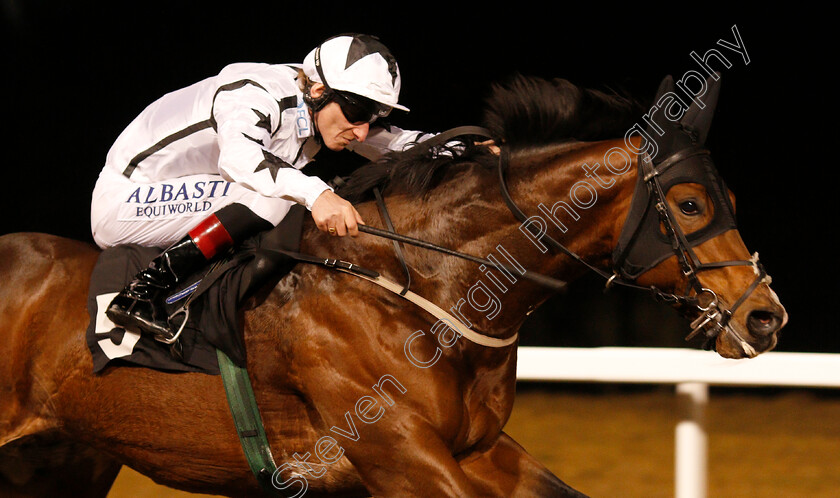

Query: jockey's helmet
<box><xmin>302</xmin><ymin>34</ymin><xmax>409</xmax><ymax>123</ymax></box>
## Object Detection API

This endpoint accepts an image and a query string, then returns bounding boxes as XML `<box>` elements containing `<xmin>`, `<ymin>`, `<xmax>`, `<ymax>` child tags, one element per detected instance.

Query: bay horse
<box><xmin>0</xmin><ymin>73</ymin><xmax>786</xmax><ymax>497</ymax></box>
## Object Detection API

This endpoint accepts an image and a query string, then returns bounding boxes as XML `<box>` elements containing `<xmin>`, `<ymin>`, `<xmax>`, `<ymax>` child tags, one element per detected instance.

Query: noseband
<box><xmin>498</xmin><ymin>143</ymin><xmax>771</xmax><ymax>354</ymax></box>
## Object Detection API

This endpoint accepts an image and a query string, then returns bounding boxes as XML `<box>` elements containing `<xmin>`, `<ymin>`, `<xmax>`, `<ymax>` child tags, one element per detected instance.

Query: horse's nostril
<box><xmin>747</xmin><ymin>310</ymin><xmax>781</xmax><ymax>336</ymax></box>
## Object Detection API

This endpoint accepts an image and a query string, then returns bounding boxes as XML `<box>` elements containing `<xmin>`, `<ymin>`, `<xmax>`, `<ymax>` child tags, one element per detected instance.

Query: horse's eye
<box><xmin>679</xmin><ymin>200</ymin><xmax>700</xmax><ymax>215</ymax></box>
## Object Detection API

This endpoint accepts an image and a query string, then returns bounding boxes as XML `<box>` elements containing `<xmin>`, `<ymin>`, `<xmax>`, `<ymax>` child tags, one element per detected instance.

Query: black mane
<box><xmin>482</xmin><ymin>74</ymin><xmax>643</xmax><ymax>148</ymax></box>
<box><xmin>335</xmin><ymin>74</ymin><xmax>643</xmax><ymax>204</ymax></box>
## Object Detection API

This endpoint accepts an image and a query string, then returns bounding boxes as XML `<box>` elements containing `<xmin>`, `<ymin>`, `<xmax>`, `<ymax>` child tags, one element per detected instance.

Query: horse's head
<box><xmin>612</xmin><ymin>74</ymin><xmax>787</xmax><ymax>358</ymax></box>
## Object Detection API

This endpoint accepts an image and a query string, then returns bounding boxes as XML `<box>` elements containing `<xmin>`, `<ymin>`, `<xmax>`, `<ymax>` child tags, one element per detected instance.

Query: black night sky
<box><xmin>2</xmin><ymin>4</ymin><xmax>835</xmax><ymax>353</ymax></box>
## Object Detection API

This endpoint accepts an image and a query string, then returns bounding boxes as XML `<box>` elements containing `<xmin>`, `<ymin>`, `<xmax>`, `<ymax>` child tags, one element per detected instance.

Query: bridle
<box><xmin>498</xmin><ymin>140</ymin><xmax>771</xmax><ymax>354</ymax></box>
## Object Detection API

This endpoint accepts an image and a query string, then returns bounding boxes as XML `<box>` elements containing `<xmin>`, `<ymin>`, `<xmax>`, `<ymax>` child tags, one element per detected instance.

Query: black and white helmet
<box><xmin>302</xmin><ymin>34</ymin><xmax>409</xmax><ymax>119</ymax></box>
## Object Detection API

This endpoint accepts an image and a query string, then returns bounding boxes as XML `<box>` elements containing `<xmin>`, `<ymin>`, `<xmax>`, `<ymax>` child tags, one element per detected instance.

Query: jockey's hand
<box><xmin>311</xmin><ymin>190</ymin><xmax>365</xmax><ymax>237</ymax></box>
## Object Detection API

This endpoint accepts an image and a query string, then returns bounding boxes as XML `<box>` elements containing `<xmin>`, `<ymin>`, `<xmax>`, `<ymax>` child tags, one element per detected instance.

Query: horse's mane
<box><xmin>482</xmin><ymin>74</ymin><xmax>643</xmax><ymax>149</ymax></box>
<box><xmin>336</xmin><ymin>74</ymin><xmax>643</xmax><ymax>204</ymax></box>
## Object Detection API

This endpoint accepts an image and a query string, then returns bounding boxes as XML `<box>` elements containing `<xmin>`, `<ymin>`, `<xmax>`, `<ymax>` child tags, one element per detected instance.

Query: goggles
<box><xmin>332</xmin><ymin>90</ymin><xmax>392</xmax><ymax>124</ymax></box>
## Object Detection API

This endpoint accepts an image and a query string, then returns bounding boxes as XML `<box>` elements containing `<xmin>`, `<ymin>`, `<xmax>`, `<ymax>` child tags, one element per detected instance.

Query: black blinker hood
<box><xmin>612</xmin><ymin>73</ymin><xmax>739</xmax><ymax>280</ymax></box>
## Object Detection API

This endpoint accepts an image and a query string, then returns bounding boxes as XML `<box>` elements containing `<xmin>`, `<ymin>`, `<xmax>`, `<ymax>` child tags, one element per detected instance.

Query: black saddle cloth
<box><xmin>85</xmin><ymin>205</ymin><xmax>305</xmax><ymax>375</ymax></box>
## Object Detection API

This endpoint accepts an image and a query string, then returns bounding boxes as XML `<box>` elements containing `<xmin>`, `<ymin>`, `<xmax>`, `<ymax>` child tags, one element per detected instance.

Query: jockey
<box><xmin>91</xmin><ymin>33</ymin><xmax>430</xmax><ymax>342</ymax></box>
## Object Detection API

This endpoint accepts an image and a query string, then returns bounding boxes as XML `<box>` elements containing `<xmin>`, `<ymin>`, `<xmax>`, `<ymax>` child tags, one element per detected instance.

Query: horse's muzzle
<box><xmin>714</xmin><ymin>302</ymin><xmax>786</xmax><ymax>359</ymax></box>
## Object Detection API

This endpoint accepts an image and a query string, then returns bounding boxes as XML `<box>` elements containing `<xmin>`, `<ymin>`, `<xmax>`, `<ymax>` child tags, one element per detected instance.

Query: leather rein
<box><xmin>360</xmin><ymin>127</ymin><xmax>770</xmax><ymax>354</ymax></box>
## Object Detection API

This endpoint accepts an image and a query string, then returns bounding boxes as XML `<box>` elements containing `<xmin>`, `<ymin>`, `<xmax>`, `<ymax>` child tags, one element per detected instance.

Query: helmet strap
<box><xmin>304</xmin><ymin>45</ymin><xmax>334</xmax><ymax>145</ymax></box>
<box><xmin>302</xmin><ymin>87</ymin><xmax>332</xmax><ymax>113</ymax></box>
<box><xmin>304</xmin><ymin>102</ymin><xmax>322</xmax><ymax>145</ymax></box>
<box><xmin>307</xmin><ymin>45</ymin><xmax>342</xmax><ymax>114</ymax></box>
<box><xmin>301</xmin><ymin>78</ymin><xmax>333</xmax><ymax>145</ymax></box>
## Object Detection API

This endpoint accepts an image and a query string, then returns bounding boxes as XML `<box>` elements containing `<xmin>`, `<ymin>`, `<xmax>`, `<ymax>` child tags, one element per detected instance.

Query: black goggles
<box><xmin>332</xmin><ymin>90</ymin><xmax>392</xmax><ymax>124</ymax></box>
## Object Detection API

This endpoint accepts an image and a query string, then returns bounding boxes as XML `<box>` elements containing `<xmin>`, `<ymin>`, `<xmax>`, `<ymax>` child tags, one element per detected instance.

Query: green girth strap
<box><xmin>216</xmin><ymin>348</ymin><xmax>279</xmax><ymax>496</ymax></box>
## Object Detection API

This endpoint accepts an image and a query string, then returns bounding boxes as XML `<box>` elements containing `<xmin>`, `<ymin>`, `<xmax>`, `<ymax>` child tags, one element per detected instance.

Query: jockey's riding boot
<box><xmin>105</xmin><ymin>235</ymin><xmax>207</xmax><ymax>342</ymax></box>
<box><xmin>106</xmin><ymin>213</ymin><xmax>236</xmax><ymax>342</ymax></box>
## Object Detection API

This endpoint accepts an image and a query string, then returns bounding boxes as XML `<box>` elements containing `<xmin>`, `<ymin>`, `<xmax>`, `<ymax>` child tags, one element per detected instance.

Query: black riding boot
<box><xmin>106</xmin><ymin>204</ymin><xmax>274</xmax><ymax>342</ymax></box>
<box><xmin>106</xmin><ymin>236</ymin><xmax>207</xmax><ymax>342</ymax></box>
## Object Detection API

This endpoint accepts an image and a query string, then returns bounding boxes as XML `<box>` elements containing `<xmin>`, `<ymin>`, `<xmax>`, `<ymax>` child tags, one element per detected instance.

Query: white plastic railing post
<box><xmin>675</xmin><ymin>382</ymin><xmax>708</xmax><ymax>498</ymax></box>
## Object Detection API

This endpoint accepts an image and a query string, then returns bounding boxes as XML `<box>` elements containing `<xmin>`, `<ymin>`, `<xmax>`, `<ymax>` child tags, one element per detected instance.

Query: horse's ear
<box><xmin>653</xmin><ymin>75</ymin><xmax>676</xmax><ymax>106</ymax></box>
<box><xmin>645</xmin><ymin>75</ymin><xmax>676</xmax><ymax>137</ymax></box>
<box><xmin>680</xmin><ymin>72</ymin><xmax>721</xmax><ymax>145</ymax></box>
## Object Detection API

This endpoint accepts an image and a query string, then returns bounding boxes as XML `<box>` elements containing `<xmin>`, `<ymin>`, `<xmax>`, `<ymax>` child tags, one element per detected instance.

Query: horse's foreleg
<box><xmin>335</xmin><ymin>423</ymin><xmax>481</xmax><ymax>497</ymax></box>
<box><xmin>459</xmin><ymin>432</ymin><xmax>589</xmax><ymax>497</ymax></box>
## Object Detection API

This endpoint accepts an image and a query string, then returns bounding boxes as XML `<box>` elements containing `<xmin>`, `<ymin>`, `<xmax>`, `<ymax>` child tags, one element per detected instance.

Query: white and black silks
<box><xmin>91</xmin><ymin>62</ymin><xmax>429</xmax><ymax>249</ymax></box>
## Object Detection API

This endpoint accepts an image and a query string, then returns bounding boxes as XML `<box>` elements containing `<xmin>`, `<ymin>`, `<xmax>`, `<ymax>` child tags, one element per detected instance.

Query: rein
<box><xmin>351</xmin><ymin>126</ymin><xmax>568</xmax><ymax>291</ymax></box>
<box><xmin>347</xmin><ymin>126</ymin><xmax>769</xmax><ymax>354</ymax></box>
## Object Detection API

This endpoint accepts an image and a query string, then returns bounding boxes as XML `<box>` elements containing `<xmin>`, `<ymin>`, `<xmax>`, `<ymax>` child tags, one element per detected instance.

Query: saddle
<box><xmin>85</xmin><ymin>205</ymin><xmax>306</xmax><ymax>374</ymax></box>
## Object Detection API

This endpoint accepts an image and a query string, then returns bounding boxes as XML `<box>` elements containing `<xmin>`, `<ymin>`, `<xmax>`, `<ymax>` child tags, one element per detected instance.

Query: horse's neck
<box><xmin>510</xmin><ymin>140</ymin><xmax>639</xmax><ymax>273</ymax></box>
<box><xmin>300</xmin><ymin>141</ymin><xmax>637</xmax><ymax>339</ymax></box>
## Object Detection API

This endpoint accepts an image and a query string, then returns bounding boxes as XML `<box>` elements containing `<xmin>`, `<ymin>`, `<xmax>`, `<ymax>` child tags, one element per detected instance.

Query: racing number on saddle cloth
<box><xmin>93</xmin><ymin>292</ymin><xmax>141</xmax><ymax>359</ymax></box>
<box><xmin>88</xmin><ymin>282</ymin><xmax>220</xmax><ymax>374</ymax></box>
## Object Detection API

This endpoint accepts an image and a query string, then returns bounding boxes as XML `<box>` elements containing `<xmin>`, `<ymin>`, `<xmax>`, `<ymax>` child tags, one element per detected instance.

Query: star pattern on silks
<box><xmin>254</xmin><ymin>149</ymin><xmax>292</xmax><ymax>182</ymax></box>
<box><xmin>346</xmin><ymin>34</ymin><xmax>399</xmax><ymax>85</ymax></box>
<box><xmin>241</xmin><ymin>132</ymin><xmax>264</xmax><ymax>146</ymax></box>
<box><xmin>252</xmin><ymin>108</ymin><xmax>271</xmax><ymax>134</ymax></box>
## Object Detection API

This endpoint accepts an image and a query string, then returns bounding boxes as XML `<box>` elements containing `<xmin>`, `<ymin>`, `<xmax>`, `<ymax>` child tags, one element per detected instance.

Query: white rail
<box><xmin>515</xmin><ymin>347</ymin><xmax>840</xmax><ymax>498</ymax></box>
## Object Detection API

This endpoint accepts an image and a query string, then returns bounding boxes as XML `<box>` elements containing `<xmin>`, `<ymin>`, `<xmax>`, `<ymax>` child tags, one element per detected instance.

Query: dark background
<box><xmin>2</xmin><ymin>4</ymin><xmax>835</xmax><ymax>353</ymax></box>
